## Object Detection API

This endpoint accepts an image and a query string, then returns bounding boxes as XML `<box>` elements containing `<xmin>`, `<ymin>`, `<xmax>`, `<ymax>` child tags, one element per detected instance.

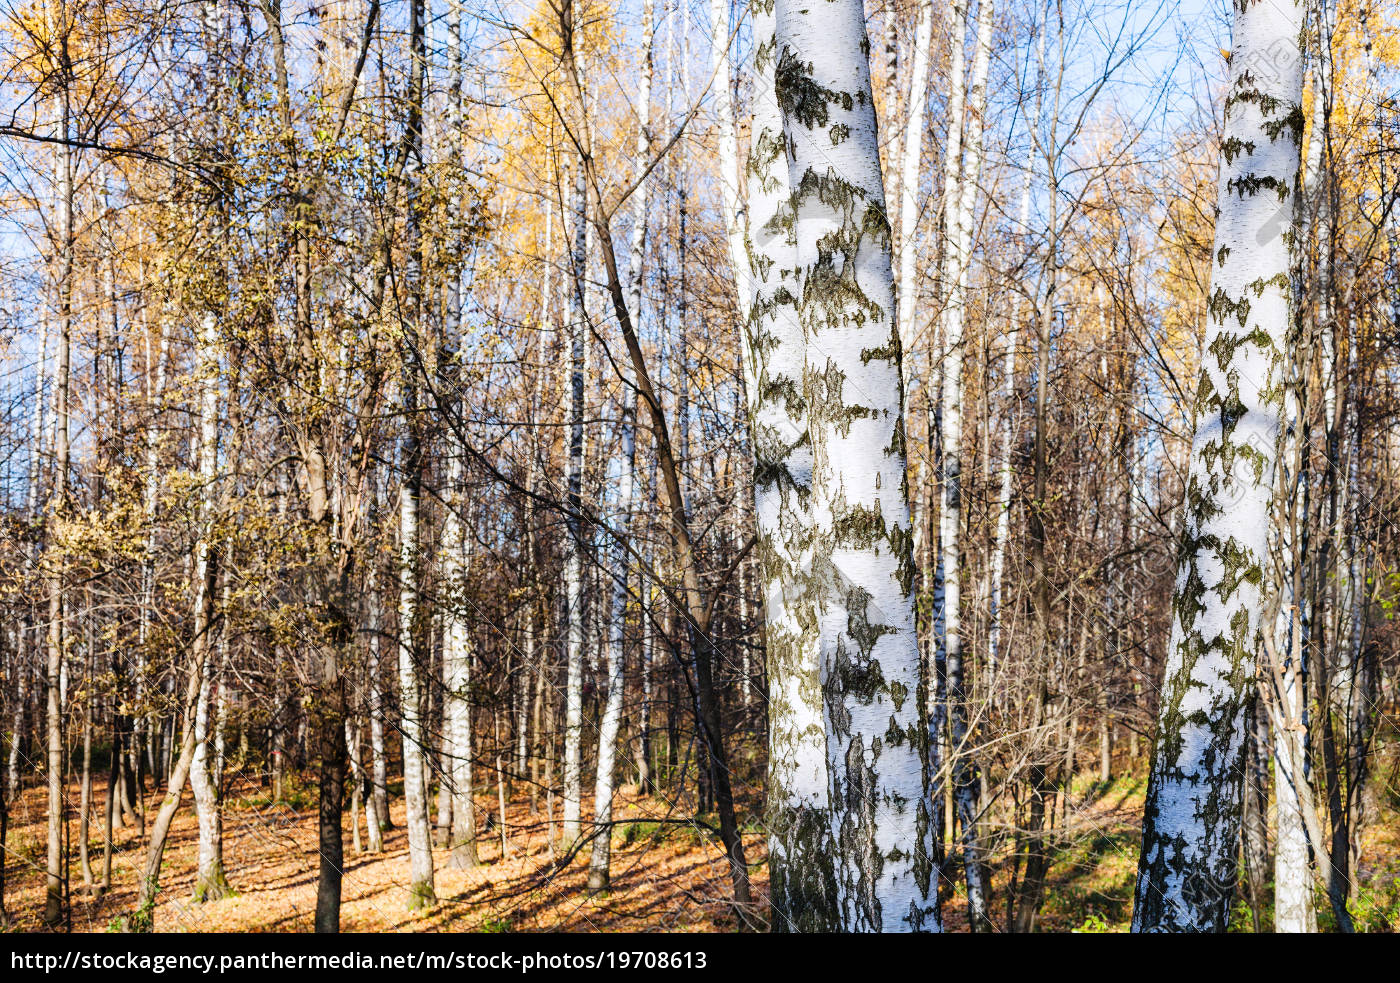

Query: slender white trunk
<box><xmin>629</xmin><ymin>0</ymin><xmax>655</xmax><ymax>321</ymax></box>
<box><xmin>213</xmin><ymin>577</ymin><xmax>231</xmax><ymax>792</ymax></box>
<box><xmin>43</xmin><ymin>67</ymin><xmax>74</xmax><ymax>929</ymax></box>
<box><xmin>1273</xmin><ymin>633</ymin><xmax>1315</xmax><ymax>932</ymax></box>
<box><xmin>188</xmin><ymin>2</ymin><xmax>232</xmax><ymax>902</ymax></box>
<box><xmin>1271</xmin><ymin>15</ymin><xmax>1333</xmax><ymax>932</ymax></box>
<box><xmin>520</xmin><ymin>187</ymin><xmax>554</xmax><ymax>785</ymax></box>
<box><xmin>743</xmin><ymin>0</ymin><xmax>831</xmax><ymax>931</ymax></box>
<box><xmin>188</xmin><ymin>308</ymin><xmax>229</xmax><ymax>903</ymax></box>
<box><xmin>588</xmin><ymin>399</ymin><xmax>635</xmax><ymax>891</ymax></box>
<box><xmin>366</xmin><ymin>557</ymin><xmax>389</xmax><ymax>843</ymax></box>
<box><xmin>988</xmin><ymin>161</ymin><xmax>1035</xmax><ymax>682</ymax></box>
<box><xmin>709</xmin><ymin>0</ymin><xmax>751</xmax><ymax>324</ymax></box>
<box><xmin>895</xmin><ymin>0</ymin><xmax>934</xmax><ymax>404</ymax></box>
<box><xmin>6</xmin><ymin>640</ymin><xmax>27</xmax><ymax>802</ymax></box>
<box><xmin>562</xmin><ymin>162</ymin><xmax>588</xmax><ymax>844</ymax></box>
<box><xmin>442</xmin><ymin>473</ymin><xmax>479</xmax><ymax>870</ymax></box>
<box><xmin>397</xmin><ymin>427</ymin><xmax>436</xmax><ymax>907</ymax></box>
<box><xmin>27</xmin><ymin>312</ymin><xmax>49</xmax><ymax>521</ymax></box>
<box><xmin>938</xmin><ymin>0</ymin><xmax>994</xmax><ymax>930</ymax></box>
<box><xmin>138</xmin><ymin>311</ymin><xmax>170</xmax><ymax>775</ymax></box>
<box><xmin>775</xmin><ymin>0</ymin><xmax>940</xmax><ymax>932</ymax></box>
<box><xmin>10</xmin><ymin>309</ymin><xmax>47</xmax><ymax>801</ymax></box>
<box><xmin>1133</xmin><ymin>0</ymin><xmax>1304</xmax><ymax>932</ymax></box>
<box><xmin>924</xmin><ymin>3</ymin><xmax>968</xmax><ymax>876</ymax></box>
<box><xmin>935</xmin><ymin>0</ymin><xmax>968</xmax><ymax>313</ymax></box>
<box><xmin>345</xmin><ymin>717</ymin><xmax>363</xmax><ymax>853</ymax></box>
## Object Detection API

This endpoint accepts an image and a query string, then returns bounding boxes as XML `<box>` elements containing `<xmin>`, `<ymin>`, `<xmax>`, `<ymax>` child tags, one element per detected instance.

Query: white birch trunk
<box><xmin>187</xmin><ymin>308</ymin><xmax>230</xmax><ymax>903</ymax></box>
<box><xmin>562</xmin><ymin>162</ymin><xmax>588</xmax><ymax>844</ymax></box>
<box><xmin>442</xmin><ymin>454</ymin><xmax>479</xmax><ymax>869</ymax></box>
<box><xmin>366</xmin><ymin>555</ymin><xmax>389</xmax><ymax>844</ymax></box>
<box><xmin>1271</xmin><ymin>19</ymin><xmax>1332</xmax><ymax>933</ymax></box>
<box><xmin>894</xmin><ymin>0</ymin><xmax>934</xmax><ymax>404</ymax></box>
<box><xmin>138</xmin><ymin>309</ymin><xmax>170</xmax><ymax>778</ymax></box>
<box><xmin>397</xmin><ymin>431</ymin><xmax>436</xmax><ymax>907</ymax></box>
<box><xmin>938</xmin><ymin>0</ymin><xmax>994</xmax><ymax>930</ymax></box>
<box><xmin>43</xmin><ymin>70</ymin><xmax>75</xmax><ymax>929</ymax></box>
<box><xmin>709</xmin><ymin>0</ymin><xmax>751</xmax><ymax>325</ymax></box>
<box><xmin>10</xmin><ymin>308</ymin><xmax>48</xmax><ymax>801</ymax></box>
<box><xmin>629</xmin><ymin>0</ymin><xmax>655</xmax><ymax>331</ymax></box>
<box><xmin>988</xmin><ymin>158</ymin><xmax>1035</xmax><ymax>683</ymax></box>
<box><xmin>744</xmin><ymin>0</ymin><xmax>831</xmax><ymax>931</ymax></box>
<box><xmin>775</xmin><ymin>0</ymin><xmax>940</xmax><ymax>932</ymax></box>
<box><xmin>188</xmin><ymin>2</ymin><xmax>231</xmax><ymax>903</ymax></box>
<box><xmin>587</xmin><ymin>399</ymin><xmax>635</xmax><ymax>891</ymax></box>
<box><xmin>1272</xmin><ymin>634</ymin><xmax>1315</xmax><ymax>932</ymax></box>
<box><xmin>1133</xmin><ymin>0</ymin><xmax>1304</xmax><ymax>932</ymax></box>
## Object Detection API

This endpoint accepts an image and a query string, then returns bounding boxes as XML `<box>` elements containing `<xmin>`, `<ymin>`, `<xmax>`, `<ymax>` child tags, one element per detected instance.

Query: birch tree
<box><xmin>893</xmin><ymin>0</ymin><xmax>933</xmax><ymax>404</ymax></box>
<box><xmin>440</xmin><ymin>0</ymin><xmax>479</xmax><ymax>875</ymax></box>
<box><xmin>186</xmin><ymin>305</ymin><xmax>229</xmax><ymax>904</ymax></box>
<box><xmin>561</xmin><ymin>158</ymin><xmax>588</xmax><ymax>845</ymax></box>
<box><xmin>743</xmin><ymin>0</ymin><xmax>832</xmax><ymax>932</ymax></box>
<box><xmin>41</xmin><ymin>0</ymin><xmax>75</xmax><ymax>926</ymax></box>
<box><xmin>187</xmin><ymin>0</ymin><xmax>231</xmax><ymax>906</ymax></box>
<box><xmin>588</xmin><ymin>0</ymin><xmax>655</xmax><ymax>889</ymax></box>
<box><xmin>587</xmin><ymin>399</ymin><xmax>635</xmax><ymax>891</ymax></box>
<box><xmin>775</xmin><ymin>0</ymin><xmax>940</xmax><ymax>932</ymax></box>
<box><xmin>395</xmin><ymin>0</ymin><xmax>436</xmax><ymax>910</ymax></box>
<box><xmin>1133</xmin><ymin>0</ymin><xmax>1305</xmax><ymax>932</ymax></box>
<box><xmin>708</xmin><ymin>0</ymin><xmax>751</xmax><ymax>323</ymax></box>
<box><xmin>936</xmin><ymin>0</ymin><xmax>995</xmax><ymax>931</ymax></box>
<box><xmin>396</xmin><ymin>396</ymin><xmax>435</xmax><ymax>908</ymax></box>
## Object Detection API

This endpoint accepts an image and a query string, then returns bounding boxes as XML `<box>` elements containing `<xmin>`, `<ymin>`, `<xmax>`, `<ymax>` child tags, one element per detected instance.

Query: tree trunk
<box><xmin>442</xmin><ymin>456</ymin><xmax>479</xmax><ymax>871</ymax></box>
<box><xmin>127</xmin><ymin>647</ymin><xmax>204</xmax><ymax>931</ymax></box>
<box><xmin>78</xmin><ymin>634</ymin><xmax>93</xmax><ymax>892</ymax></box>
<box><xmin>894</xmin><ymin>0</ymin><xmax>933</xmax><ymax>404</ymax></box>
<box><xmin>588</xmin><ymin>400</ymin><xmax>636</xmax><ymax>891</ymax></box>
<box><xmin>560</xmin><ymin>0</ymin><xmax>752</xmax><ymax>914</ymax></box>
<box><xmin>367</xmin><ymin>560</ymin><xmax>390</xmax><ymax>837</ymax></box>
<box><xmin>1241</xmin><ymin>699</ymin><xmax>1270</xmax><ymax>932</ymax></box>
<box><xmin>938</xmin><ymin>0</ymin><xmax>995</xmax><ymax>930</ymax></box>
<box><xmin>773</xmin><ymin>0</ymin><xmax>939</xmax><ymax>931</ymax></box>
<box><xmin>1133</xmin><ymin>0</ymin><xmax>1304</xmax><ymax>932</ymax></box>
<box><xmin>43</xmin><ymin>62</ymin><xmax>75</xmax><ymax>929</ymax></box>
<box><xmin>188</xmin><ymin>308</ymin><xmax>231</xmax><ymax>905</ymax></box>
<box><xmin>743</xmin><ymin>0</ymin><xmax>832</xmax><ymax>932</ymax></box>
<box><xmin>561</xmin><ymin>159</ymin><xmax>588</xmax><ymax>845</ymax></box>
<box><xmin>397</xmin><ymin>411</ymin><xmax>435</xmax><ymax>908</ymax></box>
<box><xmin>346</xmin><ymin>718</ymin><xmax>363</xmax><ymax>854</ymax></box>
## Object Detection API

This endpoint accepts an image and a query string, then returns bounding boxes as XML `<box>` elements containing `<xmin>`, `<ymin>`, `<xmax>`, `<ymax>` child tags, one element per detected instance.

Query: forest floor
<box><xmin>4</xmin><ymin>755</ymin><xmax>1398</xmax><ymax>932</ymax></box>
<box><xmin>3</xmin><ymin>767</ymin><xmax>765</xmax><ymax>933</ymax></box>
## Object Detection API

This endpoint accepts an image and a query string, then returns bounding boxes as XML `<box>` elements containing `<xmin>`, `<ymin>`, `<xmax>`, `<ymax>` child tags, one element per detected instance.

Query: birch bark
<box><xmin>894</xmin><ymin>0</ymin><xmax>933</xmax><ymax>405</ymax></box>
<box><xmin>441</xmin><ymin>0</ymin><xmax>479</xmax><ymax>874</ymax></box>
<box><xmin>744</xmin><ymin>0</ymin><xmax>831</xmax><ymax>932</ymax></box>
<box><xmin>188</xmin><ymin>0</ymin><xmax>231</xmax><ymax>905</ymax></box>
<box><xmin>775</xmin><ymin>0</ymin><xmax>939</xmax><ymax>932</ymax></box>
<box><xmin>366</xmin><ymin>551</ymin><xmax>390</xmax><ymax>842</ymax></box>
<box><xmin>1133</xmin><ymin>0</ymin><xmax>1305</xmax><ymax>932</ymax></box>
<box><xmin>588</xmin><ymin>399</ymin><xmax>635</xmax><ymax>891</ymax></box>
<box><xmin>1273</xmin><ymin>10</ymin><xmax>1331</xmax><ymax>931</ymax></box>
<box><xmin>709</xmin><ymin>0</ymin><xmax>751</xmax><ymax>324</ymax></box>
<box><xmin>441</xmin><ymin>456</ymin><xmax>478</xmax><ymax>870</ymax></box>
<box><xmin>42</xmin><ymin>31</ymin><xmax>75</xmax><ymax>928</ymax></box>
<box><xmin>582</xmin><ymin>8</ymin><xmax>653</xmax><ymax>879</ymax></box>
<box><xmin>396</xmin><ymin>420</ymin><xmax>436</xmax><ymax>907</ymax></box>
<box><xmin>937</xmin><ymin>0</ymin><xmax>994</xmax><ymax>930</ymax></box>
<box><xmin>395</xmin><ymin>0</ymin><xmax>435</xmax><ymax>909</ymax></box>
<box><xmin>562</xmin><ymin>161</ymin><xmax>588</xmax><ymax>844</ymax></box>
<box><xmin>187</xmin><ymin>311</ymin><xmax>230</xmax><ymax>903</ymax></box>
